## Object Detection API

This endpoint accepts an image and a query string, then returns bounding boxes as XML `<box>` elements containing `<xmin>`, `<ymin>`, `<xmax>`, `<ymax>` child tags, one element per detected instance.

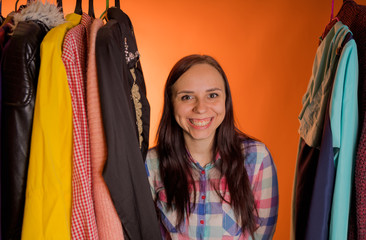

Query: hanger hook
<box><xmin>15</xmin><ymin>0</ymin><xmax>19</xmax><ymax>11</ymax></box>
<box><xmin>99</xmin><ymin>0</ymin><xmax>109</xmax><ymax>19</ymax></box>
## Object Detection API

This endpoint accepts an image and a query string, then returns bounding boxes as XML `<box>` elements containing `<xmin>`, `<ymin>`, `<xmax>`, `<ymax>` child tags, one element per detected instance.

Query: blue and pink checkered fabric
<box><xmin>145</xmin><ymin>139</ymin><xmax>278</xmax><ymax>240</ymax></box>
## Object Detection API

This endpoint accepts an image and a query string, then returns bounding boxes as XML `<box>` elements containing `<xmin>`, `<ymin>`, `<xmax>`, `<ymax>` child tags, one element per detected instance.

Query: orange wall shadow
<box><xmin>2</xmin><ymin>0</ymin><xmax>344</xmax><ymax>239</ymax></box>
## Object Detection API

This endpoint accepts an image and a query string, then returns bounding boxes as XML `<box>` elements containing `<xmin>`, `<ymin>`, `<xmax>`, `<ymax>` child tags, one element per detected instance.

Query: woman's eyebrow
<box><xmin>176</xmin><ymin>90</ymin><xmax>194</xmax><ymax>94</ymax></box>
<box><xmin>206</xmin><ymin>88</ymin><xmax>223</xmax><ymax>92</ymax></box>
<box><xmin>176</xmin><ymin>88</ymin><xmax>223</xmax><ymax>95</ymax></box>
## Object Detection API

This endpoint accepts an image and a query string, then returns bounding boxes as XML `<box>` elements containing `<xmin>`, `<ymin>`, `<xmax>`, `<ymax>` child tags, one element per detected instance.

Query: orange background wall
<box><xmin>2</xmin><ymin>0</ymin><xmax>351</xmax><ymax>239</ymax></box>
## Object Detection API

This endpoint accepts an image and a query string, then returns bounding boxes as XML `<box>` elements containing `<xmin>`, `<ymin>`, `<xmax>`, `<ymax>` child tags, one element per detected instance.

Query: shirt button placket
<box><xmin>199</xmin><ymin>168</ymin><xmax>206</xmax><ymax>227</ymax></box>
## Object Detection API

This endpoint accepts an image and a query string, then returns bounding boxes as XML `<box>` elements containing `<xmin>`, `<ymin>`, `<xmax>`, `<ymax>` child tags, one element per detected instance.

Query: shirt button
<box><xmin>201</xmin><ymin>170</ymin><xmax>205</xmax><ymax>174</ymax></box>
<box><xmin>200</xmin><ymin>220</ymin><xmax>204</xmax><ymax>224</ymax></box>
<box><xmin>202</xmin><ymin>195</ymin><xmax>206</xmax><ymax>200</ymax></box>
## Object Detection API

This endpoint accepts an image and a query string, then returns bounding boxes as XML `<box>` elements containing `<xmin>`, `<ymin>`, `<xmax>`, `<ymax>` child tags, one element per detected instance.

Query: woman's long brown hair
<box><xmin>156</xmin><ymin>54</ymin><xmax>257</xmax><ymax>237</ymax></box>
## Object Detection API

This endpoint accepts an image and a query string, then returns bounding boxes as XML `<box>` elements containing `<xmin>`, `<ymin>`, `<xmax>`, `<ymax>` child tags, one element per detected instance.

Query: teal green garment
<box><xmin>329</xmin><ymin>24</ymin><xmax>358</xmax><ymax>240</ymax></box>
<box><xmin>298</xmin><ymin>22</ymin><xmax>353</xmax><ymax>148</ymax></box>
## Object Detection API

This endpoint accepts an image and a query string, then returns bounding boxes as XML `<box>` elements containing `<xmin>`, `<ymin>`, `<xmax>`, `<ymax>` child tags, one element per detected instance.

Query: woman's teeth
<box><xmin>190</xmin><ymin>118</ymin><xmax>211</xmax><ymax>127</ymax></box>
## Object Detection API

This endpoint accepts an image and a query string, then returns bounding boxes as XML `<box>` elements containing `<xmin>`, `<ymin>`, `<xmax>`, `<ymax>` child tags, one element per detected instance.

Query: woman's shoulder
<box><xmin>147</xmin><ymin>147</ymin><xmax>159</xmax><ymax>160</ymax></box>
<box><xmin>241</xmin><ymin>138</ymin><xmax>271</xmax><ymax>155</ymax></box>
<box><xmin>145</xmin><ymin>148</ymin><xmax>165</xmax><ymax>193</ymax></box>
<box><xmin>241</xmin><ymin>138</ymin><xmax>275</xmax><ymax>169</ymax></box>
<box><xmin>146</xmin><ymin>147</ymin><xmax>160</xmax><ymax>173</ymax></box>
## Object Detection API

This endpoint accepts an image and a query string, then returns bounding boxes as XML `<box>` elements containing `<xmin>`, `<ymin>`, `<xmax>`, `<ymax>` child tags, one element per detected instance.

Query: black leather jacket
<box><xmin>1</xmin><ymin>19</ymin><xmax>49</xmax><ymax>240</ymax></box>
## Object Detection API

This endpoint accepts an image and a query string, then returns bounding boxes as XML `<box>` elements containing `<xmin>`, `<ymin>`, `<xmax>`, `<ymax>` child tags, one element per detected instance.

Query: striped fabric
<box><xmin>62</xmin><ymin>13</ymin><xmax>98</xmax><ymax>240</ymax></box>
<box><xmin>87</xmin><ymin>18</ymin><xmax>125</xmax><ymax>240</ymax></box>
<box><xmin>145</xmin><ymin>139</ymin><xmax>278</xmax><ymax>240</ymax></box>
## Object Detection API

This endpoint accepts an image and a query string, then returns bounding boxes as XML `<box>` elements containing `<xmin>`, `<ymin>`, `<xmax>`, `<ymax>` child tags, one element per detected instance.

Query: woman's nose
<box><xmin>193</xmin><ymin>99</ymin><xmax>207</xmax><ymax>113</ymax></box>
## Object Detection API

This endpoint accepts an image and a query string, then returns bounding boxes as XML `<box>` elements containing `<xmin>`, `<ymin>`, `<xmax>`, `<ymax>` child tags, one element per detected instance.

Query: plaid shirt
<box><xmin>62</xmin><ymin>13</ymin><xmax>98</xmax><ymax>239</ymax></box>
<box><xmin>145</xmin><ymin>139</ymin><xmax>278</xmax><ymax>240</ymax></box>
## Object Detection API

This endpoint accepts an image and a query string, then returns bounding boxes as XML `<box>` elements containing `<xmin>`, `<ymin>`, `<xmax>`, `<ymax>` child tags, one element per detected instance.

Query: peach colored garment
<box><xmin>86</xmin><ymin>18</ymin><xmax>124</xmax><ymax>240</ymax></box>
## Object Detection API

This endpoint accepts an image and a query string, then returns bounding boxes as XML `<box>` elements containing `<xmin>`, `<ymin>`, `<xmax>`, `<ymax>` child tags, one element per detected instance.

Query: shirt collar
<box><xmin>186</xmin><ymin>150</ymin><xmax>221</xmax><ymax>171</ymax></box>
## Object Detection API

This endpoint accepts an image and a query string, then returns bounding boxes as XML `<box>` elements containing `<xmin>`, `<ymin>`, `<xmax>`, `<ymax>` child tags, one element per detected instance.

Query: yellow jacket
<box><xmin>21</xmin><ymin>13</ymin><xmax>81</xmax><ymax>240</ymax></box>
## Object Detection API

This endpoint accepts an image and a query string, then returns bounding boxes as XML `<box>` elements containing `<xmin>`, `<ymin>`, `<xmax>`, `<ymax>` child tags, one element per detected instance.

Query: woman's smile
<box><xmin>188</xmin><ymin>117</ymin><xmax>213</xmax><ymax>128</ymax></box>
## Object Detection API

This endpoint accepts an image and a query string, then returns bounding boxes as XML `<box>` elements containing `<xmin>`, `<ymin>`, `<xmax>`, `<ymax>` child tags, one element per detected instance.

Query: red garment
<box><xmin>62</xmin><ymin>13</ymin><xmax>98</xmax><ymax>240</ymax></box>
<box><xmin>87</xmin><ymin>18</ymin><xmax>125</xmax><ymax>240</ymax></box>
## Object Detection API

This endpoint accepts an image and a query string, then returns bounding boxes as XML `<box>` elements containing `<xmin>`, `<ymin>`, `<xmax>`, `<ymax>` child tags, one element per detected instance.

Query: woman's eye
<box><xmin>209</xmin><ymin>93</ymin><xmax>219</xmax><ymax>98</ymax></box>
<box><xmin>181</xmin><ymin>95</ymin><xmax>192</xmax><ymax>101</ymax></box>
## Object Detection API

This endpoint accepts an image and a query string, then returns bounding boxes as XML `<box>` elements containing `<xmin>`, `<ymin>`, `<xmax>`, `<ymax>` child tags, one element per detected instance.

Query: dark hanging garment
<box><xmin>328</xmin><ymin>1</ymin><xmax>366</xmax><ymax>239</ymax></box>
<box><xmin>0</xmin><ymin>22</ymin><xmax>11</xmax><ymax>56</ymax></box>
<box><xmin>0</xmin><ymin>2</ymin><xmax>64</xmax><ymax>239</ymax></box>
<box><xmin>293</xmin><ymin>140</ymin><xmax>320</xmax><ymax>240</ymax></box>
<box><xmin>305</xmin><ymin>101</ymin><xmax>334</xmax><ymax>240</ymax></box>
<box><xmin>0</xmin><ymin>21</ymin><xmax>12</xmax><ymax>240</ymax></box>
<box><xmin>1</xmin><ymin>21</ymin><xmax>48</xmax><ymax>240</ymax></box>
<box><xmin>350</xmin><ymin>110</ymin><xmax>366</xmax><ymax>239</ymax></box>
<box><xmin>96</xmin><ymin>7</ymin><xmax>161</xmax><ymax>240</ymax></box>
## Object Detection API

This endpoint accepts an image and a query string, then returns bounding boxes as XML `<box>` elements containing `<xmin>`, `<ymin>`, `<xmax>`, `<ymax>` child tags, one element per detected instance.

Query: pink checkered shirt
<box><xmin>62</xmin><ymin>13</ymin><xmax>98</xmax><ymax>240</ymax></box>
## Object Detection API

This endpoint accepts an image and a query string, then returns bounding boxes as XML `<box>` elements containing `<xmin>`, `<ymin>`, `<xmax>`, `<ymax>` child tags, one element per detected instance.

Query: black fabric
<box><xmin>305</xmin><ymin>95</ymin><xmax>334</xmax><ymax>240</ymax></box>
<box><xmin>1</xmin><ymin>20</ymin><xmax>49</xmax><ymax>240</ymax></box>
<box><xmin>294</xmin><ymin>139</ymin><xmax>320</xmax><ymax>240</ymax></box>
<box><xmin>0</xmin><ymin>19</ymin><xmax>12</xmax><ymax>240</ymax></box>
<box><xmin>96</xmin><ymin>7</ymin><xmax>161</xmax><ymax>240</ymax></box>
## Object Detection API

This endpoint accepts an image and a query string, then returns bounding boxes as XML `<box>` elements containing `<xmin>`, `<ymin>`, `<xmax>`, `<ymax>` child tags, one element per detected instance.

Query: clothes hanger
<box><xmin>0</xmin><ymin>0</ymin><xmax>3</xmax><ymax>24</ymax></box>
<box><xmin>330</xmin><ymin>0</ymin><xmax>335</xmax><ymax>20</ymax></box>
<box><xmin>74</xmin><ymin>0</ymin><xmax>95</xmax><ymax>18</ymax></box>
<box><xmin>74</xmin><ymin>0</ymin><xmax>82</xmax><ymax>15</ymax></box>
<box><xmin>88</xmin><ymin>0</ymin><xmax>95</xmax><ymax>18</ymax></box>
<box><xmin>57</xmin><ymin>0</ymin><xmax>63</xmax><ymax>13</ymax></box>
<box><xmin>320</xmin><ymin>0</ymin><xmax>341</xmax><ymax>40</ymax></box>
<box><xmin>99</xmin><ymin>0</ymin><xmax>121</xmax><ymax>20</ymax></box>
<box><xmin>15</xmin><ymin>0</ymin><xmax>19</xmax><ymax>11</ymax></box>
<box><xmin>329</xmin><ymin>0</ymin><xmax>340</xmax><ymax>22</ymax></box>
<box><xmin>99</xmin><ymin>0</ymin><xmax>109</xmax><ymax>20</ymax></box>
<box><xmin>329</xmin><ymin>0</ymin><xmax>341</xmax><ymax>21</ymax></box>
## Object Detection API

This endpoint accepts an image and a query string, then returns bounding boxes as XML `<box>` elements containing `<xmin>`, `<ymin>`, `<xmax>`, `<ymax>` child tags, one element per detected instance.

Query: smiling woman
<box><xmin>172</xmin><ymin>63</ymin><xmax>226</xmax><ymax>162</ymax></box>
<box><xmin>145</xmin><ymin>55</ymin><xmax>279</xmax><ymax>240</ymax></box>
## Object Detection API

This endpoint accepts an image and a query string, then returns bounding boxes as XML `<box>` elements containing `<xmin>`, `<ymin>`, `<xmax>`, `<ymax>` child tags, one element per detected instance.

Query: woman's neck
<box><xmin>184</xmin><ymin>136</ymin><xmax>214</xmax><ymax>167</ymax></box>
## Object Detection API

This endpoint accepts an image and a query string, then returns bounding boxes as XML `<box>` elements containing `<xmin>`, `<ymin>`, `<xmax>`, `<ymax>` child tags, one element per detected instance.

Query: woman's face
<box><xmin>172</xmin><ymin>63</ymin><xmax>226</xmax><ymax>145</ymax></box>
